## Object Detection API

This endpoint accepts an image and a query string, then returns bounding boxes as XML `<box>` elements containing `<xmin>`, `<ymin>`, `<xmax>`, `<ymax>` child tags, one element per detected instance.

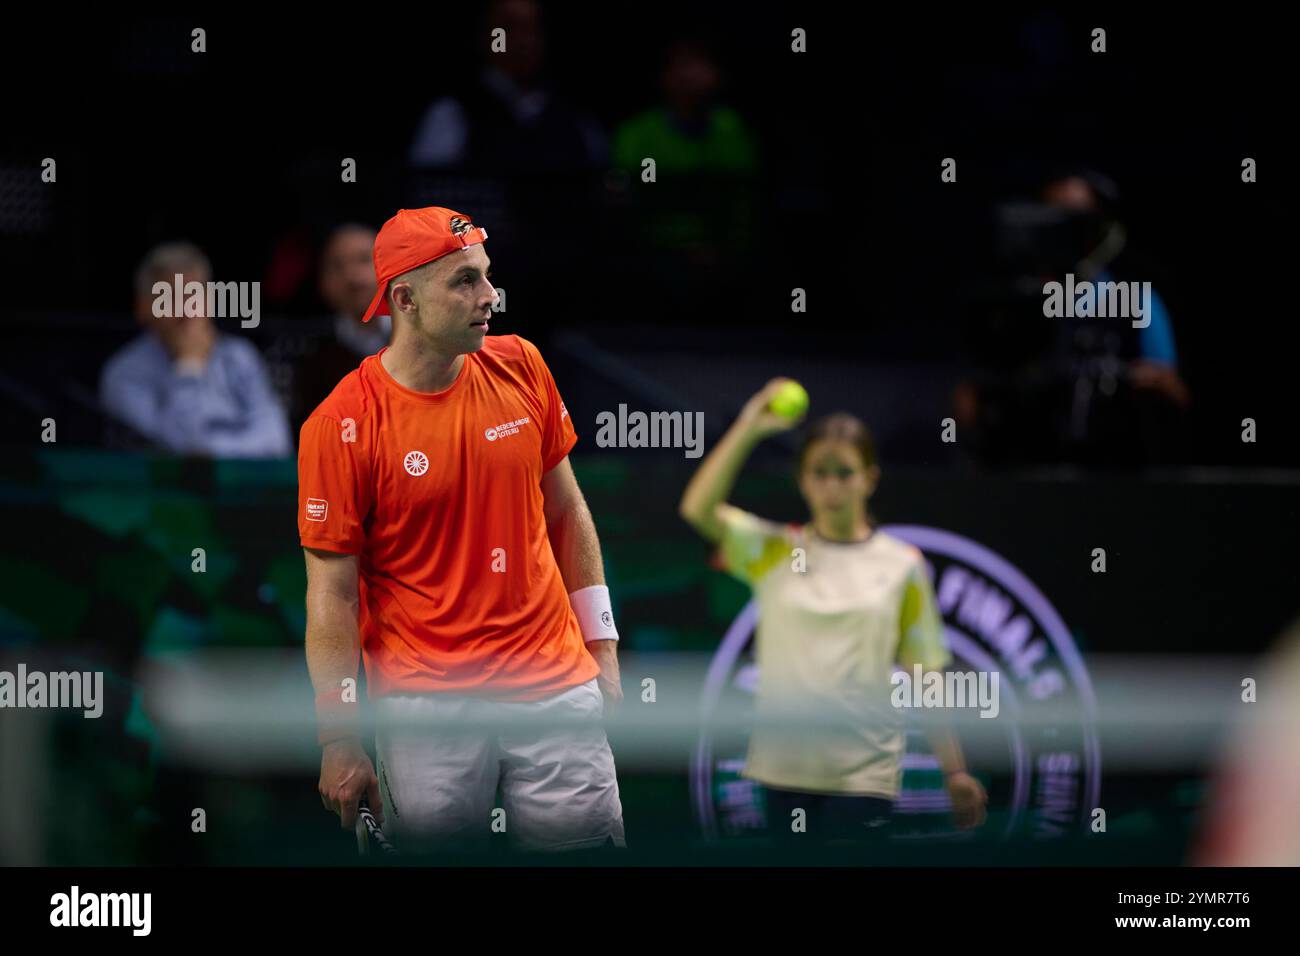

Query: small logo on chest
<box><xmin>484</xmin><ymin>416</ymin><xmax>531</xmax><ymax>441</ymax></box>
<box><xmin>403</xmin><ymin>450</ymin><xmax>429</xmax><ymax>476</ymax></box>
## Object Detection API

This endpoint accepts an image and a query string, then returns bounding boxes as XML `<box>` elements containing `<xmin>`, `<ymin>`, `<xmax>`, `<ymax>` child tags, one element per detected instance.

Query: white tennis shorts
<box><xmin>374</xmin><ymin>677</ymin><xmax>626</xmax><ymax>852</ymax></box>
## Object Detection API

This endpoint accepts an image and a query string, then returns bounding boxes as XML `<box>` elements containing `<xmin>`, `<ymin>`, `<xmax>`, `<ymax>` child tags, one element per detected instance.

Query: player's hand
<box><xmin>945</xmin><ymin>771</ymin><xmax>988</xmax><ymax>829</ymax></box>
<box><xmin>319</xmin><ymin>739</ymin><xmax>383</xmax><ymax>831</ymax></box>
<box><xmin>587</xmin><ymin>639</ymin><xmax>623</xmax><ymax>714</ymax></box>
<box><xmin>737</xmin><ymin>378</ymin><xmax>805</xmax><ymax>441</ymax></box>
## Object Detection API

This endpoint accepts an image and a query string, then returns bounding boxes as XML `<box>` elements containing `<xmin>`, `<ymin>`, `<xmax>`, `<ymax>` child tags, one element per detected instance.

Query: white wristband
<box><xmin>569</xmin><ymin>584</ymin><xmax>619</xmax><ymax>643</ymax></box>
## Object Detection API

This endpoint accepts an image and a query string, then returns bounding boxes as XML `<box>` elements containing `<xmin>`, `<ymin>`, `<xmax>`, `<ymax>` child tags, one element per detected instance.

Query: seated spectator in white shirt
<box><xmin>99</xmin><ymin>241</ymin><xmax>291</xmax><ymax>458</ymax></box>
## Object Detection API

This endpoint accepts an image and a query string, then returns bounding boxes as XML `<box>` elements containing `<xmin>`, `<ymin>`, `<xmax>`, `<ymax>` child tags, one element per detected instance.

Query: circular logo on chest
<box><xmin>403</xmin><ymin>450</ymin><xmax>429</xmax><ymax>476</ymax></box>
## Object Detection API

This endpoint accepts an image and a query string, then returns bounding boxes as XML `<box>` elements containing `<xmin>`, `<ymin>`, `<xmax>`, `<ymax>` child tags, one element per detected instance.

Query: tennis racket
<box><xmin>356</xmin><ymin>797</ymin><xmax>398</xmax><ymax>857</ymax></box>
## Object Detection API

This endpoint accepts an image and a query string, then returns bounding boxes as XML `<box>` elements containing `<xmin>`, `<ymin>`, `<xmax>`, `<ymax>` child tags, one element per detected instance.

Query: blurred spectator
<box><xmin>609</xmin><ymin>36</ymin><xmax>759</xmax><ymax>300</ymax></box>
<box><xmin>408</xmin><ymin>0</ymin><xmax>607</xmax><ymax>175</ymax></box>
<box><xmin>406</xmin><ymin>0</ymin><xmax>607</xmax><ymax>335</ymax></box>
<box><xmin>99</xmin><ymin>242</ymin><xmax>291</xmax><ymax>458</ymax></box>
<box><xmin>955</xmin><ymin>167</ymin><xmax>1190</xmax><ymax>467</ymax></box>
<box><xmin>1041</xmin><ymin>171</ymin><xmax>1189</xmax><ymax>414</ymax></box>
<box><xmin>612</xmin><ymin>38</ymin><xmax>758</xmax><ymax>179</ymax></box>
<box><xmin>283</xmin><ymin>224</ymin><xmax>387</xmax><ymax>430</ymax></box>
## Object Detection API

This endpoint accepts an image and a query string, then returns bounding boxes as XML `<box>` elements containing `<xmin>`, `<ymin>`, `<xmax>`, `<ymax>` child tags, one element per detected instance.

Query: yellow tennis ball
<box><xmin>769</xmin><ymin>380</ymin><xmax>809</xmax><ymax>419</ymax></box>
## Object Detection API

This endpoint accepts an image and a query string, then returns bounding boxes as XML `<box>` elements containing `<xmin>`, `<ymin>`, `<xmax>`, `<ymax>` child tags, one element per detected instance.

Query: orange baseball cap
<box><xmin>361</xmin><ymin>206</ymin><xmax>489</xmax><ymax>323</ymax></box>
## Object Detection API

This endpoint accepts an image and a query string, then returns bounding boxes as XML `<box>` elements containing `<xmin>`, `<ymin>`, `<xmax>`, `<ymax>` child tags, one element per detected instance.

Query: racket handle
<box><xmin>356</xmin><ymin>817</ymin><xmax>370</xmax><ymax>855</ymax></box>
<box><xmin>357</xmin><ymin>797</ymin><xmax>397</xmax><ymax>856</ymax></box>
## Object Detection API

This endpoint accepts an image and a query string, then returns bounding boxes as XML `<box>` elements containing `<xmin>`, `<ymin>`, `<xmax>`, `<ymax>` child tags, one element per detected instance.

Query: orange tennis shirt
<box><xmin>296</xmin><ymin>334</ymin><xmax>599</xmax><ymax>701</ymax></box>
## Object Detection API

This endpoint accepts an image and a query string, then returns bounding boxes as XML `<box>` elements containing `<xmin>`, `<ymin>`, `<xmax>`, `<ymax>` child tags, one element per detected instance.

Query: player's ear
<box><xmin>389</xmin><ymin>281</ymin><xmax>415</xmax><ymax>316</ymax></box>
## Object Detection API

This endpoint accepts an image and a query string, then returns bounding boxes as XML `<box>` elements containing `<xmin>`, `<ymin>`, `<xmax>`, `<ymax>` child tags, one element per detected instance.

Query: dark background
<box><xmin>0</xmin><ymin>4</ymin><xmax>1296</xmax><ymax>866</ymax></box>
<box><xmin>2</xmin><ymin>5</ymin><xmax>1295</xmax><ymax>465</ymax></box>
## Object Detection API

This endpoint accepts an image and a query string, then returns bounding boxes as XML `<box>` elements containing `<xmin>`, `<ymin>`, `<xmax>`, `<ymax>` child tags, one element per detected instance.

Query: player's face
<box><xmin>413</xmin><ymin>244</ymin><xmax>498</xmax><ymax>353</ymax></box>
<box><xmin>798</xmin><ymin>440</ymin><xmax>878</xmax><ymax>516</ymax></box>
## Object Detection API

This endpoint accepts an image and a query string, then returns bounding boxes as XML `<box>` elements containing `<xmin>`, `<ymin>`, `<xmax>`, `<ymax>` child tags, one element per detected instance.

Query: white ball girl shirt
<box><xmin>716</xmin><ymin>504</ymin><xmax>951</xmax><ymax>798</ymax></box>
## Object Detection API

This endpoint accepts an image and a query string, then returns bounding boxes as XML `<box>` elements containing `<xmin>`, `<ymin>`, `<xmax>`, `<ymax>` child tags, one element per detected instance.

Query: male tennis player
<box><xmin>299</xmin><ymin>206</ymin><xmax>625</xmax><ymax>852</ymax></box>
